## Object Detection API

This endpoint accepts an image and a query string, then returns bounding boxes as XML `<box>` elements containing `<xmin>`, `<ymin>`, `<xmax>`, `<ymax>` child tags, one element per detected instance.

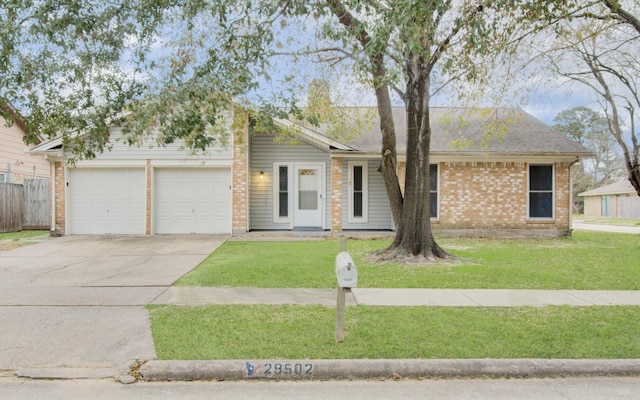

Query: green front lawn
<box><xmin>150</xmin><ymin>304</ymin><xmax>640</xmax><ymax>360</ymax></box>
<box><xmin>177</xmin><ymin>231</ymin><xmax>640</xmax><ymax>290</ymax></box>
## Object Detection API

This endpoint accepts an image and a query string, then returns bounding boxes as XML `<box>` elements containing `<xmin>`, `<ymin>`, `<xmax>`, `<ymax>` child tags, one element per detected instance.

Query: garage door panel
<box><xmin>155</xmin><ymin>168</ymin><xmax>231</xmax><ymax>234</ymax></box>
<box><xmin>69</xmin><ymin>168</ymin><xmax>145</xmax><ymax>235</ymax></box>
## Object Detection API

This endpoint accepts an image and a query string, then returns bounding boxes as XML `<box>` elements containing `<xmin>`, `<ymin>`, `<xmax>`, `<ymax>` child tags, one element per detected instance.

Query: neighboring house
<box><xmin>30</xmin><ymin>106</ymin><xmax>592</xmax><ymax>237</ymax></box>
<box><xmin>1</xmin><ymin>114</ymin><xmax>51</xmax><ymax>184</ymax></box>
<box><xmin>578</xmin><ymin>181</ymin><xmax>640</xmax><ymax>219</ymax></box>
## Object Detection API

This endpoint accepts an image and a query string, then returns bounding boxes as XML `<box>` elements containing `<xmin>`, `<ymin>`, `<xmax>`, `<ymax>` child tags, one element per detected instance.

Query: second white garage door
<box><xmin>155</xmin><ymin>168</ymin><xmax>231</xmax><ymax>234</ymax></box>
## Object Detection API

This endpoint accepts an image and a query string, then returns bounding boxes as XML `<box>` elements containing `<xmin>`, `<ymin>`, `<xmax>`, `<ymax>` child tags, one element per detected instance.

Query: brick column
<box><xmin>54</xmin><ymin>161</ymin><xmax>65</xmax><ymax>234</ymax></box>
<box><xmin>331</xmin><ymin>158</ymin><xmax>343</xmax><ymax>232</ymax></box>
<box><xmin>555</xmin><ymin>162</ymin><xmax>571</xmax><ymax>230</ymax></box>
<box><xmin>232</xmin><ymin>107</ymin><xmax>249</xmax><ymax>234</ymax></box>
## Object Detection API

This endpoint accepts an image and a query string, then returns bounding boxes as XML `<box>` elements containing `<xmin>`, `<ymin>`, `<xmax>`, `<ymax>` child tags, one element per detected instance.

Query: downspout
<box><xmin>49</xmin><ymin>159</ymin><xmax>55</xmax><ymax>234</ymax></box>
<box><xmin>569</xmin><ymin>157</ymin><xmax>580</xmax><ymax>233</ymax></box>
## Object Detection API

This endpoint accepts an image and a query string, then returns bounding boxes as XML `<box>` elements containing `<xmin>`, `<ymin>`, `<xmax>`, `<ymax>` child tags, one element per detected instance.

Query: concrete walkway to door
<box><xmin>0</xmin><ymin>235</ymin><xmax>226</xmax><ymax>379</ymax></box>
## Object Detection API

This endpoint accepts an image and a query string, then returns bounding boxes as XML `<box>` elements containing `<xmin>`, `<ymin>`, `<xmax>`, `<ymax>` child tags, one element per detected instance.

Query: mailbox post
<box><xmin>335</xmin><ymin>251</ymin><xmax>357</xmax><ymax>343</ymax></box>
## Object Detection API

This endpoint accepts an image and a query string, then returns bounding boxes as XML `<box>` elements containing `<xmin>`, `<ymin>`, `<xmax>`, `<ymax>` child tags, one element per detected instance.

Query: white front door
<box><xmin>293</xmin><ymin>165</ymin><xmax>323</xmax><ymax>228</ymax></box>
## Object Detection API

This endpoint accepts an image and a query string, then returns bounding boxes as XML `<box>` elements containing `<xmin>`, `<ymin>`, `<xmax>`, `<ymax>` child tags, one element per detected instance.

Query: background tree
<box><xmin>524</xmin><ymin>0</ymin><xmax>640</xmax><ymax>196</ymax></box>
<box><xmin>553</xmin><ymin>106</ymin><xmax>625</xmax><ymax>211</ymax></box>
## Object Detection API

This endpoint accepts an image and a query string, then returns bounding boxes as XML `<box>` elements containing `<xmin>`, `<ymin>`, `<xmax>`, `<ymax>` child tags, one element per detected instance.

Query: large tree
<box><xmin>1</xmin><ymin>1</ymin><xmax>542</xmax><ymax>261</ymax></box>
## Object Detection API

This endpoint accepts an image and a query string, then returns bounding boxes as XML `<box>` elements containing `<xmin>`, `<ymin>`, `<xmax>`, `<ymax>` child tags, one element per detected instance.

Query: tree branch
<box><xmin>602</xmin><ymin>0</ymin><xmax>640</xmax><ymax>35</ymax></box>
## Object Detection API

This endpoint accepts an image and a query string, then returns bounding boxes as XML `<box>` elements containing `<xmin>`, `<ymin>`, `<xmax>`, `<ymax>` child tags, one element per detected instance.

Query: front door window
<box><xmin>293</xmin><ymin>165</ymin><xmax>323</xmax><ymax>228</ymax></box>
<box><xmin>298</xmin><ymin>169</ymin><xmax>318</xmax><ymax>210</ymax></box>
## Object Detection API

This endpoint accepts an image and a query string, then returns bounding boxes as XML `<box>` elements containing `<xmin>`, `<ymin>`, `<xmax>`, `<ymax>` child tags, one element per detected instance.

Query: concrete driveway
<box><xmin>0</xmin><ymin>235</ymin><xmax>226</xmax><ymax>378</ymax></box>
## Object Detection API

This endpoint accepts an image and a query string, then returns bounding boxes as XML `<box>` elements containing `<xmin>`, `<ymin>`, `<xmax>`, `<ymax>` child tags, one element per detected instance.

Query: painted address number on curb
<box><xmin>245</xmin><ymin>361</ymin><xmax>314</xmax><ymax>378</ymax></box>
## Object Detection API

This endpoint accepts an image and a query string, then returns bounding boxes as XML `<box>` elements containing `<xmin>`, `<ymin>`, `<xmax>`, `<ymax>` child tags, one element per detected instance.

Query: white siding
<box><xmin>342</xmin><ymin>159</ymin><xmax>393</xmax><ymax>230</ymax></box>
<box><xmin>68</xmin><ymin>109</ymin><xmax>234</xmax><ymax>163</ymax></box>
<box><xmin>82</xmin><ymin>126</ymin><xmax>233</xmax><ymax>162</ymax></box>
<box><xmin>0</xmin><ymin>117</ymin><xmax>51</xmax><ymax>183</ymax></box>
<box><xmin>250</xmin><ymin>134</ymin><xmax>331</xmax><ymax>230</ymax></box>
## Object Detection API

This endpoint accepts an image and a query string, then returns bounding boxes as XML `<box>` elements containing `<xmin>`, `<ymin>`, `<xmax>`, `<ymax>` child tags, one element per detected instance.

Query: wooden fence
<box><xmin>618</xmin><ymin>196</ymin><xmax>640</xmax><ymax>219</ymax></box>
<box><xmin>23</xmin><ymin>179</ymin><xmax>51</xmax><ymax>229</ymax></box>
<box><xmin>0</xmin><ymin>179</ymin><xmax>50</xmax><ymax>233</ymax></box>
<box><xmin>0</xmin><ymin>182</ymin><xmax>24</xmax><ymax>233</ymax></box>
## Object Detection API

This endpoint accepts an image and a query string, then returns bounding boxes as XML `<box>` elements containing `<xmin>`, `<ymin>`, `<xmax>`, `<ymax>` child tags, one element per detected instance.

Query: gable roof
<box><xmin>272</xmin><ymin>117</ymin><xmax>353</xmax><ymax>151</ymax></box>
<box><xmin>27</xmin><ymin>136</ymin><xmax>64</xmax><ymax>156</ymax></box>
<box><xmin>288</xmin><ymin>107</ymin><xmax>592</xmax><ymax>157</ymax></box>
<box><xmin>578</xmin><ymin>181</ymin><xmax>637</xmax><ymax>197</ymax></box>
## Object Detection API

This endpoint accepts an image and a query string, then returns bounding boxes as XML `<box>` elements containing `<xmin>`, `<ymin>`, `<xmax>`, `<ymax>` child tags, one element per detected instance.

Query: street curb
<box><xmin>16</xmin><ymin>367</ymin><xmax>124</xmax><ymax>380</ymax></box>
<box><xmin>139</xmin><ymin>359</ymin><xmax>640</xmax><ymax>381</ymax></box>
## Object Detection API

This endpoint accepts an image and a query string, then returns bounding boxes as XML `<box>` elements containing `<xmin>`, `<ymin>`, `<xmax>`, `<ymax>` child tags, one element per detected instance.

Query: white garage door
<box><xmin>155</xmin><ymin>168</ymin><xmax>231</xmax><ymax>234</ymax></box>
<box><xmin>68</xmin><ymin>168</ymin><xmax>146</xmax><ymax>234</ymax></box>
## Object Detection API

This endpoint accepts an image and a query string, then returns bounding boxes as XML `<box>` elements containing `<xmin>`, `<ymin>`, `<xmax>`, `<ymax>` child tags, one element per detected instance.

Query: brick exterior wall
<box><xmin>53</xmin><ymin>161</ymin><xmax>65</xmax><ymax>234</ymax></box>
<box><xmin>232</xmin><ymin>108</ymin><xmax>249</xmax><ymax>234</ymax></box>
<box><xmin>331</xmin><ymin>158</ymin><xmax>343</xmax><ymax>232</ymax></box>
<box><xmin>434</xmin><ymin>161</ymin><xmax>572</xmax><ymax>237</ymax></box>
<box><xmin>583</xmin><ymin>196</ymin><xmax>601</xmax><ymax>217</ymax></box>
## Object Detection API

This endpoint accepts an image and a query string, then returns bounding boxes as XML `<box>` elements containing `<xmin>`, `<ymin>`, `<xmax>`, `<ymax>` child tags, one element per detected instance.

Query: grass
<box><xmin>155</xmin><ymin>230</ymin><xmax>640</xmax><ymax>360</ymax></box>
<box><xmin>0</xmin><ymin>230</ymin><xmax>49</xmax><ymax>240</ymax></box>
<box><xmin>149</xmin><ymin>304</ymin><xmax>640</xmax><ymax>360</ymax></box>
<box><xmin>177</xmin><ymin>231</ymin><xmax>640</xmax><ymax>290</ymax></box>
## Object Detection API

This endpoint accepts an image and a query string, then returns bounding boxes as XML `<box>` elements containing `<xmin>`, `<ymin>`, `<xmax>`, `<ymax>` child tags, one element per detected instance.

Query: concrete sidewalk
<box><xmin>152</xmin><ymin>287</ymin><xmax>640</xmax><ymax>307</ymax></box>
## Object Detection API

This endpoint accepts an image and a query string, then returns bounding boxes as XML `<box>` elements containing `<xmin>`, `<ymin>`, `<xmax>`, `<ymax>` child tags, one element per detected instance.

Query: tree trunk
<box><xmin>324</xmin><ymin>0</ymin><xmax>451</xmax><ymax>261</ymax></box>
<box><xmin>377</xmin><ymin>57</ymin><xmax>451</xmax><ymax>261</ymax></box>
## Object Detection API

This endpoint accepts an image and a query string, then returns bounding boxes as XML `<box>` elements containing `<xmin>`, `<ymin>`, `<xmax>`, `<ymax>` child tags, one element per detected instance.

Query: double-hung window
<box><xmin>429</xmin><ymin>164</ymin><xmax>438</xmax><ymax>219</ymax></box>
<box><xmin>274</xmin><ymin>164</ymin><xmax>291</xmax><ymax>223</ymax></box>
<box><xmin>348</xmin><ymin>161</ymin><xmax>368</xmax><ymax>222</ymax></box>
<box><xmin>529</xmin><ymin>165</ymin><xmax>554</xmax><ymax>219</ymax></box>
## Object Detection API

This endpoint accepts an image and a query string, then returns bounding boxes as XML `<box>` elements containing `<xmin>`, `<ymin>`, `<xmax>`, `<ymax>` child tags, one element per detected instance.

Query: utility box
<box><xmin>335</xmin><ymin>251</ymin><xmax>358</xmax><ymax>288</ymax></box>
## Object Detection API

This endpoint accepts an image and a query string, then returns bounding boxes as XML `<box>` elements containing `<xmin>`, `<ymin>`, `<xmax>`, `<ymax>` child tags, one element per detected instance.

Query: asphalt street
<box><xmin>2</xmin><ymin>377</ymin><xmax>640</xmax><ymax>400</ymax></box>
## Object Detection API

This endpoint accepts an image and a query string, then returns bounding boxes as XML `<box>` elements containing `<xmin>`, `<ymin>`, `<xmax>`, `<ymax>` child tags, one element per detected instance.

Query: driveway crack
<box><xmin>29</xmin><ymin>259</ymin><xmax>85</xmax><ymax>283</ymax></box>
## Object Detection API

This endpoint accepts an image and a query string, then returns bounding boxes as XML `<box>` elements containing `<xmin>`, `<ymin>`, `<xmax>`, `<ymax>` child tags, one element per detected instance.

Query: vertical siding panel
<box><xmin>249</xmin><ymin>134</ymin><xmax>331</xmax><ymax>230</ymax></box>
<box><xmin>342</xmin><ymin>159</ymin><xmax>392</xmax><ymax>230</ymax></box>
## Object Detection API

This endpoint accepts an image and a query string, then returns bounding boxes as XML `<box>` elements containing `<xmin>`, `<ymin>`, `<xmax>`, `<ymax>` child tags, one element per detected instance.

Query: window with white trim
<box><xmin>0</xmin><ymin>173</ymin><xmax>5</xmax><ymax>183</ymax></box>
<box><xmin>349</xmin><ymin>161</ymin><xmax>368</xmax><ymax>222</ymax></box>
<box><xmin>529</xmin><ymin>164</ymin><xmax>554</xmax><ymax>219</ymax></box>
<box><xmin>429</xmin><ymin>164</ymin><xmax>438</xmax><ymax>219</ymax></box>
<box><xmin>273</xmin><ymin>163</ymin><xmax>292</xmax><ymax>223</ymax></box>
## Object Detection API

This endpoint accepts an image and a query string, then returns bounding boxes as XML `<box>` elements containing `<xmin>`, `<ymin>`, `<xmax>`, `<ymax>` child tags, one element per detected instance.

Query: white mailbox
<box><xmin>335</xmin><ymin>251</ymin><xmax>358</xmax><ymax>288</ymax></box>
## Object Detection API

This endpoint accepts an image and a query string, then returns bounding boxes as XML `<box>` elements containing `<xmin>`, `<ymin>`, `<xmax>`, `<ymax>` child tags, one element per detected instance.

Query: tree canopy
<box><xmin>554</xmin><ymin>106</ymin><xmax>625</xmax><ymax>210</ymax></box>
<box><xmin>1</xmin><ymin>0</ymin><xmax>616</xmax><ymax>259</ymax></box>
